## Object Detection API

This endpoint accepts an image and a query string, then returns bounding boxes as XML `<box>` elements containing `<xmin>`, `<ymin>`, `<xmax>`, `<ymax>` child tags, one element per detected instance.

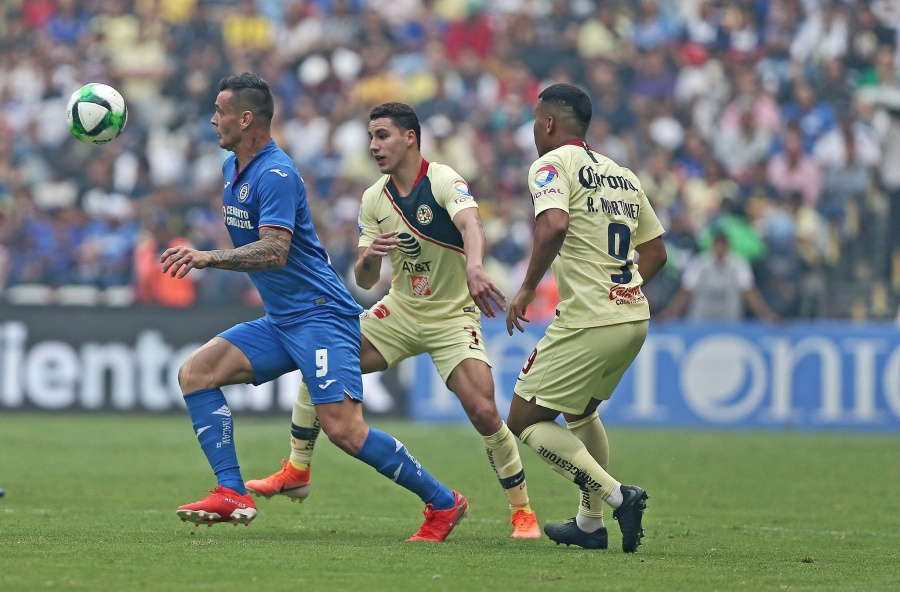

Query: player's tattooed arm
<box><xmin>209</xmin><ymin>226</ymin><xmax>292</xmax><ymax>272</ymax></box>
<box><xmin>161</xmin><ymin>227</ymin><xmax>292</xmax><ymax>278</ymax></box>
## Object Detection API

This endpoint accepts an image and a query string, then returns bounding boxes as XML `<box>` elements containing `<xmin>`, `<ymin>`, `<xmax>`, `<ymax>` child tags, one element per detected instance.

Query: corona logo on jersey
<box><xmin>533</xmin><ymin>164</ymin><xmax>558</xmax><ymax>188</ymax></box>
<box><xmin>416</xmin><ymin>205</ymin><xmax>433</xmax><ymax>225</ymax></box>
<box><xmin>578</xmin><ymin>165</ymin><xmax>638</xmax><ymax>192</ymax></box>
<box><xmin>396</xmin><ymin>233</ymin><xmax>422</xmax><ymax>258</ymax></box>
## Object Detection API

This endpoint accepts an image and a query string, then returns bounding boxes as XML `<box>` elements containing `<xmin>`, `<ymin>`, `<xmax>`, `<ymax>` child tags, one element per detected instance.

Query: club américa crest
<box><xmin>416</xmin><ymin>204</ymin><xmax>433</xmax><ymax>225</ymax></box>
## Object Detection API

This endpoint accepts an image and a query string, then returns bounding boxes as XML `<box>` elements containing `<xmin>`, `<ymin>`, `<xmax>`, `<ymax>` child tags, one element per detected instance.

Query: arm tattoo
<box><xmin>209</xmin><ymin>227</ymin><xmax>292</xmax><ymax>272</ymax></box>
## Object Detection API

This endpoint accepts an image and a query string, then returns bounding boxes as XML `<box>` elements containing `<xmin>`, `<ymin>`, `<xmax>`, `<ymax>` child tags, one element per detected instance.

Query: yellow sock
<box><xmin>483</xmin><ymin>422</ymin><xmax>531</xmax><ymax>509</ymax></box>
<box><xmin>288</xmin><ymin>381</ymin><xmax>320</xmax><ymax>468</ymax></box>
<box><xmin>567</xmin><ymin>413</ymin><xmax>608</xmax><ymax>521</ymax></box>
<box><xmin>520</xmin><ymin>420</ymin><xmax>619</xmax><ymax>503</ymax></box>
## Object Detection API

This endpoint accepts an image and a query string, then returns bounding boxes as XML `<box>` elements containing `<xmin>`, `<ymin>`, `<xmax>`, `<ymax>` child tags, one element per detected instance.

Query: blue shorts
<box><xmin>219</xmin><ymin>313</ymin><xmax>363</xmax><ymax>405</ymax></box>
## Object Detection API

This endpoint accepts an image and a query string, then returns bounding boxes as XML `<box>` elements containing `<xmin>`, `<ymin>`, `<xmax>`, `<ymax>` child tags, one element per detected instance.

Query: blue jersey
<box><xmin>221</xmin><ymin>140</ymin><xmax>362</xmax><ymax>322</ymax></box>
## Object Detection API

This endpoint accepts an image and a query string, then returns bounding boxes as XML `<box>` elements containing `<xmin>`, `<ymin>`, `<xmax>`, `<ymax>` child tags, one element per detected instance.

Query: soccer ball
<box><xmin>65</xmin><ymin>83</ymin><xmax>128</xmax><ymax>145</ymax></box>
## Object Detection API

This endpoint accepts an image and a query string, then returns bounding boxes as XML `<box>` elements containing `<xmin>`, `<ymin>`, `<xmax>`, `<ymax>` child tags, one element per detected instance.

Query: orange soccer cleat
<box><xmin>510</xmin><ymin>508</ymin><xmax>541</xmax><ymax>539</ymax></box>
<box><xmin>245</xmin><ymin>459</ymin><xmax>311</xmax><ymax>502</ymax></box>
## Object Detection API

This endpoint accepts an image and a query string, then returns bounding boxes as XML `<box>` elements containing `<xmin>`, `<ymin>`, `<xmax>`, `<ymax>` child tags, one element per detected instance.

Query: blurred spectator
<box><xmin>443</xmin><ymin>3</ymin><xmax>494</xmax><ymax>64</ymax></box>
<box><xmin>790</xmin><ymin>0</ymin><xmax>848</xmax><ymax>65</ymax></box>
<box><xmin>814</xmin><ymin>111</ymin><xmax>879</xmax><ymax>232</ymax></box>
<box><xmin>681</xmin><ymin>157</ymin><xmax>740</xmax><ymax>236</ymax></box>
<box><xmin>638</xmin><ymin>148</ymin><xmax>679</xmax><ymax>217</ymax></box>
<box><xmin>134</xmin><ymin>233</ymin><xmax>196</xmax><ymax>307</ymax></box>
<box><xmin>576</xmin><ymin>2</ymin><xmax>630</xmax><ymax>63</ymax></box>
<box><xmin>719</xmin><ymin>67</ymin><xmax>781</xmax><ymax>136</ymax></box>
<box><xmin>781</xmin><ymin>77</ymin><xmax>837</xmax><ymax>152</ymax></box>
<box><xmin>659</xmin><ymin>230</ymin><xmax>779</xmax><ymax>322</ymax></box>
<box><xmin>846</xmin><ymin>3</ymin><xmax>895</xmax><ymax>74</ymax></box>
<box><xmin>714</xmin><ymin>101</ymin><xmax>773</xmax><ymax>183</ymax></box>
<box><xmin>222</xmin><ymin>0</ymin><xmax>273</xmax><ymax>55</ymax></box>
<box><xmin>767</xmin><ymin>124</ymin><xmax>823</xmax><ymax>207</ymax></box>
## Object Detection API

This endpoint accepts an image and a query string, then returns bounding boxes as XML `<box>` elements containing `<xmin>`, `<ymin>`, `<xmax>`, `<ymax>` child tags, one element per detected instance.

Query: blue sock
<box><xmin>355</xmin><ymin>427</ymin><xmax>455</xmax><ymax>509</ymax></box>
<box><xmin>184</xmin><ymin>388</ymin><xmax>246</xmax><ymax>495</ymax></box>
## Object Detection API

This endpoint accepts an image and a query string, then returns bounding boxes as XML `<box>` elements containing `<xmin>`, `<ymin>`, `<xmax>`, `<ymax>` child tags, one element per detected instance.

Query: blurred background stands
<box><xmin>0</xmin><ymin>0</ymin><xmax>898</xmax><ymax>321</ymax></box>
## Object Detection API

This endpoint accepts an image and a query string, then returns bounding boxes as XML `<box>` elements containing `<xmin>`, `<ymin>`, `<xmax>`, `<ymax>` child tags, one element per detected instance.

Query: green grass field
<box><xmin>1</xmin><ymin>414</ymin><xmax>897</xmax><ymax>592</ymax></box>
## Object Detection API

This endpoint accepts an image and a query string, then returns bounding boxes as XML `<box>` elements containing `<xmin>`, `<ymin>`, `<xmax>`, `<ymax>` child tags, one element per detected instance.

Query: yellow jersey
<box><xmin>358</xmin><ymin>160</ymin><xmax>479</xmax><ymax>320</ymax></box>
<box><xmin>528</xmin><ymin>141</ymin><xmax>665</xmax><ymax>328</ymax></box>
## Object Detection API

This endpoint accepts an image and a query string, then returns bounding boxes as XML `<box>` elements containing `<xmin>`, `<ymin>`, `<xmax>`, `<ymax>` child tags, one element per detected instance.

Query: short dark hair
<box><xmin>370</xmin><ymin>102</ymin><xmax>421</xmax><ymax>150</ymax></box>
<box><xmin>219</xmin><ymin>72</ymin><xmax>274</xmax><ymax>125</ymax></box>
<box><xmin>538</xmin><ymin>83</ymin><xmax>592</xmax><ymax>134</ymax></box>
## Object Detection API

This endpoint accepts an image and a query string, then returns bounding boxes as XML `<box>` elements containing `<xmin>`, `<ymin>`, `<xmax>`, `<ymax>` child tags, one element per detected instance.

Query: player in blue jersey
<box><xmin>161</xmin><ymin>73</ymin><xmax>467</xmax><ymax>541</ymax></box>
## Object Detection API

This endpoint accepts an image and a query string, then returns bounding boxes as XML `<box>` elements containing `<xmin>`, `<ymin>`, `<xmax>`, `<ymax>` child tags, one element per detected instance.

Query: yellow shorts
<box><xmin>514</xmin><ymin>320</ymin><xmax>649</xmax><ymax>414</ymax></box>
<box><xmin>360</xmin><ymin>295</ymin><xmax>490</xmax><ymax>383</ymax></box>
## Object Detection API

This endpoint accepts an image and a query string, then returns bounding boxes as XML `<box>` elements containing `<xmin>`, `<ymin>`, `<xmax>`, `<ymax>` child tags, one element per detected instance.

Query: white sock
<box><xmin>576</xmin><ymin>514</ymin><xmax>605</xmax><ymax>533</ymax></box>
<box><xmin>606</xmin><ymin>483</ymin><xmax>623</xmax><ymax>508</ymax></box>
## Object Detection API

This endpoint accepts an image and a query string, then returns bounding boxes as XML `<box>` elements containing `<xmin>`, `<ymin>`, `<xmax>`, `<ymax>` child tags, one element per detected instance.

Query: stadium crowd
<box><xmin>0</xmin><ymin>0</ymin><xmax>899</xmax><ymax>320</ymax></box>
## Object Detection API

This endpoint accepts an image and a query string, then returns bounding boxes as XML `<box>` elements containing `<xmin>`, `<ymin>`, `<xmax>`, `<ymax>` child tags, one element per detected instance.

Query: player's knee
<box><xmin>468</xmin><ymin>403</ymin><xmax>502</xmax><ymax>436</ymax></box>
<box><xmin>177</xmin><ymin>356</ymin><xmax>214</xmax><ymax>394</ymax></box>
<box><xmin>506</xmin><ymin>414</ymin><xmax>529</xmax><ymax>438</ymax></box>
<box><xmin>318</xmin><ymin>416</ymin><xmax>367</xmax><ymax>455</ymax></box>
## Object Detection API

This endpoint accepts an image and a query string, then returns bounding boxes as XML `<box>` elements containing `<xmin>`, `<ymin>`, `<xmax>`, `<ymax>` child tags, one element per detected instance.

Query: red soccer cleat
<box><xmin>176</xmin><ymin>486</ymin><xmax>257</xmax><ymax>526</ymax></box>
<box><xmin>407</xmin><ymin>491</ymin><xmax>468</xmax><ymax>542</ymax></box>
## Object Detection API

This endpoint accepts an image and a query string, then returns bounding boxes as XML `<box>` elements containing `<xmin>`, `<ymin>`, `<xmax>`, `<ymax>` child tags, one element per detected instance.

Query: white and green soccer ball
<box><xmin>65</xmin><ymin>83</ymin><xmax>128</xmax><ymax>145</ymax></box>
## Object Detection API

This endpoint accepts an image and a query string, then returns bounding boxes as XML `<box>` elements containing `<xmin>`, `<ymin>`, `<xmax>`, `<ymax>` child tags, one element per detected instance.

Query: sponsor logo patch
<box><xmin>533</xmin><ymin>164</ymin><xmax>559</xmax><ymax>188</ymax></box>
<box><xmin>371</xmin><ymin>303</ymin><xmax>390</xmax><ymax>319</ymax></box>
<box><xmin>397</xmin><ymin>233</ymin><xmax>422</xmax><ymax>258</ymax></box>
<box><xmin>609</xmin><ymin>285</ymin><xmax>646</xmax><ymax>305</ymax></box>
<box><xmin>411</xmin><ymin>275</ymin><xmax>432</xmax><ymax>296</ymax></box>
<box><xmin>453</xmin><ymin>179</ymin><xmax>471</xmax><ymax>196</ymax></box>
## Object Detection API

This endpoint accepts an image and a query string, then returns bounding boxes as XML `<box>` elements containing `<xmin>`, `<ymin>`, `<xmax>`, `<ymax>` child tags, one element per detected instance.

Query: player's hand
<box><xmin>466</xmin><ymin>266</ymin><xmax>506</xmax><ymax>318</ymax></box>
<box><xmin>506</xmin><ymin>287</ymin><xmax>536</xmax><ymax>335</ymax></box>
<box><xmin>160</xmin><ymin>245</ymin><xmax>212</xmax><ymax>278</ymax></box>
<box><xmin>364</xmin><ymin>231</ymin><xmax>400</xmax><ymax>260</ymax></box>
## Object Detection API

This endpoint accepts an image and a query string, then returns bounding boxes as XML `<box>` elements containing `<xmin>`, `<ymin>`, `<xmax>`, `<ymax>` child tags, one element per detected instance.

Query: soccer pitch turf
<box><xmin>0</xmin><ymin>414</ymin><xmax>897</xmax><ymax>592</ymax></box>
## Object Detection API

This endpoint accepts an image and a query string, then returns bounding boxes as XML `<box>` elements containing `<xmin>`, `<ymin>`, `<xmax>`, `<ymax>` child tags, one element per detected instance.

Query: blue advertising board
<box><xmin>408</xmin><ymin>320</ymin><xmax>900</xmax><ymax>431</ymax></box>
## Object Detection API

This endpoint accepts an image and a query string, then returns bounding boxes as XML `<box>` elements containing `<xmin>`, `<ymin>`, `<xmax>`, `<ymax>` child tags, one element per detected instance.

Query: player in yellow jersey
<box><xmin>505</xmin><ymin>84</ymin><xmax>668</xmax><ymax>552</ymax></box>
<box><xmin>247</xmin><ymin>102</ymin><xmax>541</xmax><ymax>539</ymax></box>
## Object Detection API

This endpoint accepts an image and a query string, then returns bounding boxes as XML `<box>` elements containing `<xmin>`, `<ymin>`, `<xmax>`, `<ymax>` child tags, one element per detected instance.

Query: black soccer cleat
<box><xmin>613</xmin><ymin>485</ymin><xmax>649</xmax><ymax>553</ymax></box>
<box><xmin>544</xmin><ymin>519</ymin><xmax>608</xmax><ymax>549</ymax></box>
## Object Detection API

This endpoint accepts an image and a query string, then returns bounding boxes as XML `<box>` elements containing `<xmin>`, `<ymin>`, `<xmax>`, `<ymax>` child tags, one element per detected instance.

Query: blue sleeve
<box><xmin>257</xmin><ymin>168</ymin><xmax>302</xmax><ymax>232</ymax></box>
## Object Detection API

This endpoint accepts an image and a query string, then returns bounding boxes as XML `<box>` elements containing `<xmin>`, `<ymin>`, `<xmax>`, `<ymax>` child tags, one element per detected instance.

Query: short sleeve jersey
<box><xmin>528</xmin><ymin>142</ymin><xmax>665</xmax><ymax>328</ymax></box>
<box><xmin>222</xmin><ymin>140</ymin><xmax>363</xmax><ymax>323</ymax></box>
<box><xmin>358</xmin><ymin>160</ymin><xmax>478</xmax><ymax>320</ymax></box>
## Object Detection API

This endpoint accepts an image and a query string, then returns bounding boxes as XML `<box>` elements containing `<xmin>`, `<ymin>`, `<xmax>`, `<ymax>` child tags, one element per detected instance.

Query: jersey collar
<box><xmin>389</xmin><ymin>158</ymin><xmax>430</xmax><ymax>197</ymax></box>
<box><xmin>233</xmin><ymin>139</ymin><xmax>278</xmax><ymax>182</ymax></box>
<box><xmin>560</xmin><ymin>140</ymin><xmax>593</xmax><ymax>150</ymax></box>
<box><xmin>560</xmin><ymin>140</ymin><xmax>598</xmax><ymax>163</ymax></box>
